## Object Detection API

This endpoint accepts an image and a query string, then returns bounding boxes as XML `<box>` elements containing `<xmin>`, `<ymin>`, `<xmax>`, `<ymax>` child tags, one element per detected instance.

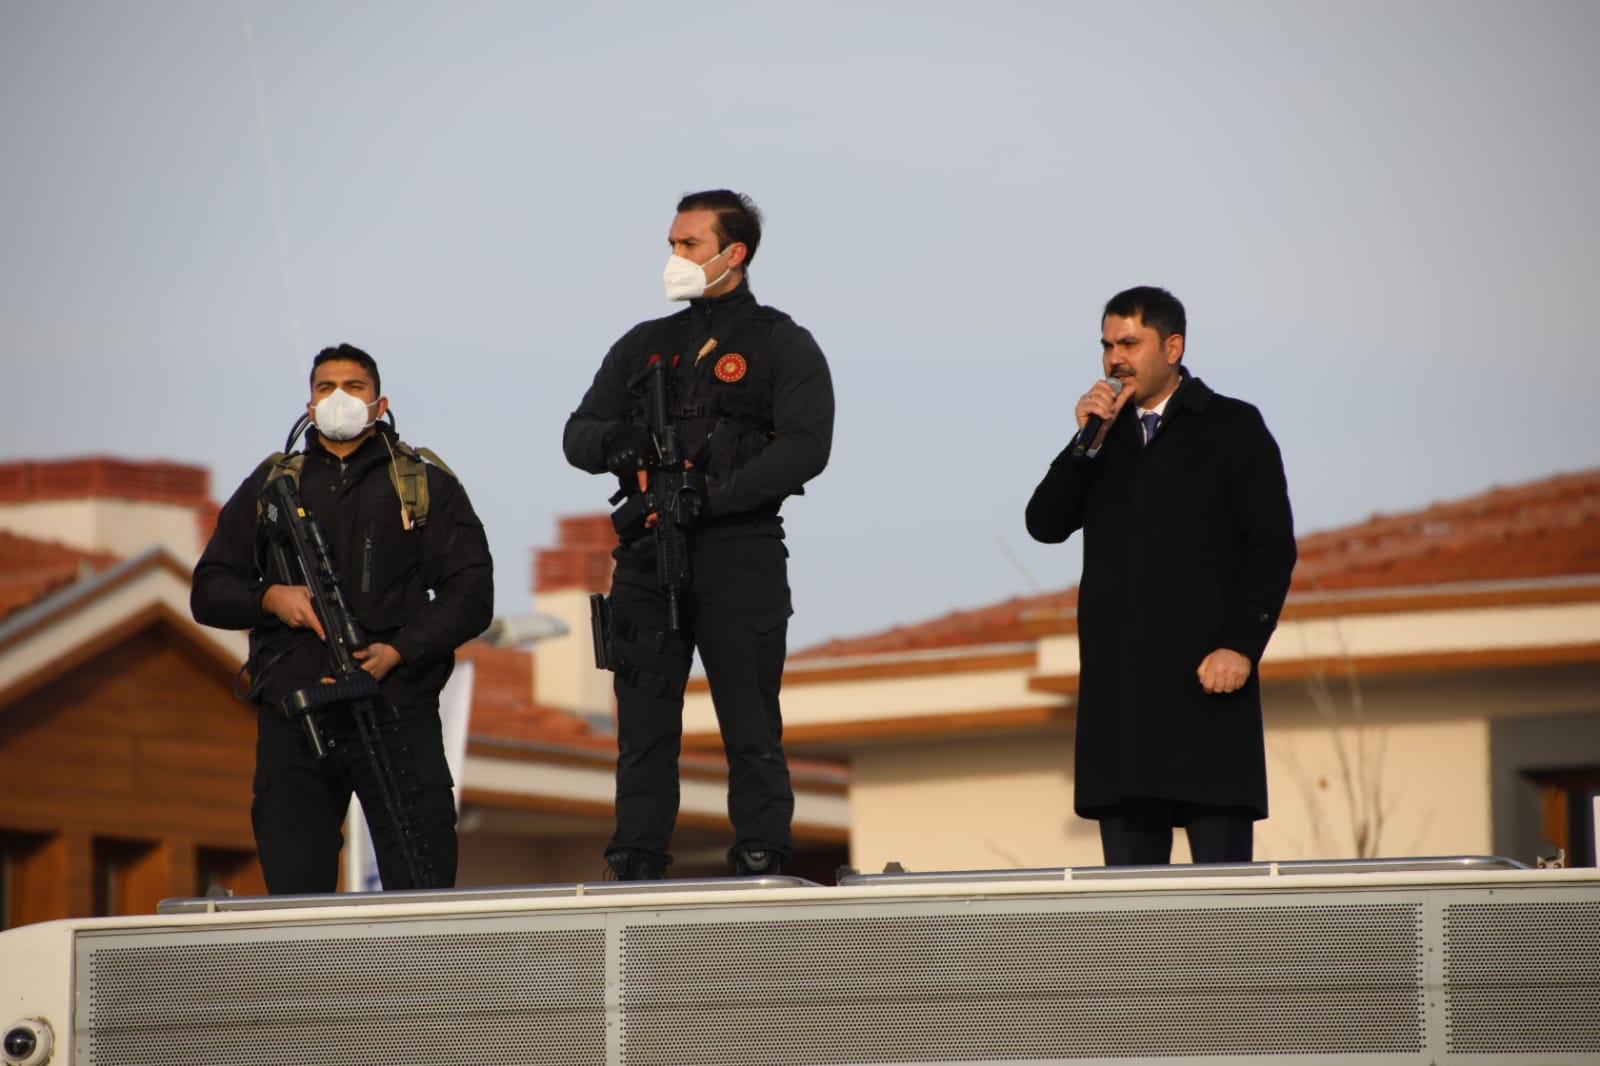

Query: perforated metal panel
<box><xmin>80</xmin><ymin>926</ymin><xmax>606</xmax><ymax>1066</ymax></box>
<box><xmin>620</xmin><ymin>903</ymin><xmax>1424</xmax><ymax>1063</ymax></box>
<box><xmin>1443</xmin><ymin>900</ymin><xmax>1600</xmax><ymax>1054</ymax></box>
<box><xmin>70</xmin><ymin>878</ymin><xmax>1600</xmax><ymax>1066</ymax></box>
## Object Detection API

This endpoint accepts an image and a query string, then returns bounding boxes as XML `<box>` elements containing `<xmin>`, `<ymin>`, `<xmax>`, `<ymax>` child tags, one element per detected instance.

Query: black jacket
<box><xmin>564</xmin><ymin>283</ymin><xmax>833</xmax><ymax>533</ymax></box>
<box><xmin>1026</xmin><ymin>371</ymin><xmax>1296</xmax><ymax>818</ymax></box>
<box><xmin>191</xmin><ymin>424</ymin><xmax>494</xmax><ymax>718</ymax></box>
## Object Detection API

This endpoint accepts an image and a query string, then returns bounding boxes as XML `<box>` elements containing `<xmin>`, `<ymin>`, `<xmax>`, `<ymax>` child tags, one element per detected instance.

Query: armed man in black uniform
<box><xmin>193</xmin><ymin>344</ymin><xmax>493</xmax><ymax>893</ymax></box>
<box><xmin>565</xmin><ymin>189</ymin><xmax>834</xmax><ymax>880</ymax></box>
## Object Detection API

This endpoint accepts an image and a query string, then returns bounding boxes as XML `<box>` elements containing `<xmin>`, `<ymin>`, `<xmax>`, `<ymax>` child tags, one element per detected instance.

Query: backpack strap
<box><xmin>386</xmin><ymin>438</ymin><xmax>456</xmax><ymax>529</ymax></box>
<box><xmin>249</xmin><ymin>437</ymin><xmax>454</xmax><ymax>533</ymax></box>
<box><xmin>250</xmin><ymin>451</ymin><xmax>306</xmax><ymax>578</ymax></box>
<box><xmin>253</xmin><ymin>451</ymin><xmax>306</xmax><ymax>522</ymax></box>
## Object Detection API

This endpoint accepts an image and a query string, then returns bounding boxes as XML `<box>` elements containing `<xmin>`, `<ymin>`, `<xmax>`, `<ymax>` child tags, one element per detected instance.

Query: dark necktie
<box><xmin>1141</xmin><ymin>411</ymin><xmax>1160</xmax><ymax>447</ymax></box>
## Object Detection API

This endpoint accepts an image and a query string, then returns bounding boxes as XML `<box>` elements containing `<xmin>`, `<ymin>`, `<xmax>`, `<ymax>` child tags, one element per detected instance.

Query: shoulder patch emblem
<box><xmin>714</xmin><ymin>353</ymin><xmax>748</xmax><ymax>383</ymax></box>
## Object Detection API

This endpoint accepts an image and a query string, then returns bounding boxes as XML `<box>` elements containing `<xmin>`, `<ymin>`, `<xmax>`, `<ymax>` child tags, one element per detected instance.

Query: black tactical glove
<box><xmin>603</xmin><ymin>424</ymin><xmax>653</xmax><ymax>477</ymax></box>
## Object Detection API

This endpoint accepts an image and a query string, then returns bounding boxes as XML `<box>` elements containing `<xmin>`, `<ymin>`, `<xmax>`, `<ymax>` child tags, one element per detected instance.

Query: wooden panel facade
<box><xmin>0</xmin><ymin>620</ymin><xmax>265</xmax><ymax>927</ymax></box>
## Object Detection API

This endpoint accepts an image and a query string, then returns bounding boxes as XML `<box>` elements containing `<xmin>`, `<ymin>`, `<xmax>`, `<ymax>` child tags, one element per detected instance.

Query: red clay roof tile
<box><xmin>0</xmin><ymin>457</ymin><xmax>210</xmax><ymax>506</ymax></box>
<box><xmin>455</xmin><ymin>639</ymin><xmax>600</xmax><ymax>743</ymax></box>
<box><xmin>794</xmin><ymin>467</ymin><xmax>1600</xmax><ymax>660</ymax></box>
<box><xmin>0</xmin><ymin>531</ymin><xmax>121</xmax><ymax>622</ymax></box>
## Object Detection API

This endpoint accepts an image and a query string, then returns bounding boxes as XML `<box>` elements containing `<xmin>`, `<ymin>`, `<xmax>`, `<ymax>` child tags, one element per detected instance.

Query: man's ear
<box><xmin>1165</xmin><ymin>333</ymin><xmax>1185</xmax><ymax>365</ymax></box>
<box><xmin>725</xmin><ymin>242</ymin><xmax>747</xmax><ymax>271</ymax></box>
<box><xmin>374</xmin><ymin>396</ymin><xmax>389</xmax><ymax>419</ymax></box>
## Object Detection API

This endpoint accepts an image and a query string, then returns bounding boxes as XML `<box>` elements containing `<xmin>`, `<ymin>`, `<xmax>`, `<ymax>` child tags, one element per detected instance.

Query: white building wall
<box><xmin>0</xmin><ymin>498</ymin><xmax>205</xmax><ymax>563</ymax></box>
<box><xmin>848</xmin><ymin>731</ymin><xmax>1095</xmax><ymax>874</ymax></box>
<box><xmin>1260</xmin><ymin>710</ymin><xmax>1493</xmax><ymax>861</ymax></box>
<box><xmin>1266</xmin><ymin>601</ymin><xmax>1600</xmax><ymax>662</ymax></box>
<box><xmin>532</xmin><ymin>588</ymin><xmax>615</xmax><ymax>718</ymax></box>
<box><xmin>791</xmin><ymin>597</ymin><xmax>1594</xmax><ymax>875</ymax></box>
<box><xmin>845</xmin><ymin>714</ymin><xmax>1497</xmax><ymax>876</ymax></box>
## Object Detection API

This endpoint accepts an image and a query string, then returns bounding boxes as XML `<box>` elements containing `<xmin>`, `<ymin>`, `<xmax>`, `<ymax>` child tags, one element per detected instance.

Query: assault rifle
<box><xmin>258</xmin><ymin>474</ymin><xmax>432</xmax><ymax>889</ymax></box>
<box><xmin>607</xmin><ymin>353</ymin><xmax>704</xmax><ymax>632</ymax></box>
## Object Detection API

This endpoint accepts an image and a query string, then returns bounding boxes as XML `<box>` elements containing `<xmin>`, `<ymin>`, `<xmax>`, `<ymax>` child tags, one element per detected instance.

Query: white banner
<box><xmin>342</xmin><ymin>659</ymin><xmax>475</xmax><ymax>892</ymax></box>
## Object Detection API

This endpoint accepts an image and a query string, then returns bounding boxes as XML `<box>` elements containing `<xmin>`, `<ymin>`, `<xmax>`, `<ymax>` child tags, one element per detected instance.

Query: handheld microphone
<box><xmin>1070</xmin><ymin>377</ymin><xmax>1124</xmax><ymax>460</ymax></box>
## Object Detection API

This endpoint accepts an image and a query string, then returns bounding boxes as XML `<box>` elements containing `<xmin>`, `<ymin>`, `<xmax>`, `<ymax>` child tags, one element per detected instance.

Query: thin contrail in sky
<box><xmin>239</xmin><ymin>0</ymin><xmax>304</xmax><ymax>366</ymax></box>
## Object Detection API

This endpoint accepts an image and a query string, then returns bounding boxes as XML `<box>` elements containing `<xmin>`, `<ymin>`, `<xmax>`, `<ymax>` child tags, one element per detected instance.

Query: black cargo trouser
<box><xmin>605</xmin><ymin>531</ymin><xmax>794</xmax><ymax>867</ymax></box>
<box><xmin>251</xmin><ymin>704</ymin><xmax>458</xmax><ymax>894</ymax></box>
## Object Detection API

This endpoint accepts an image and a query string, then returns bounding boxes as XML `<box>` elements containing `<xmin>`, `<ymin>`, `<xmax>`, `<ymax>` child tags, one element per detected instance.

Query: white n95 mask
<box><xmin>312</xmin><ymin>388</ymin><xmax>377</xmax><ymax>441</ymax></box>
<box><xmin>663</xmin><ymin>246</ymin><xmax>731</xmax><ymax>301</ymax></box>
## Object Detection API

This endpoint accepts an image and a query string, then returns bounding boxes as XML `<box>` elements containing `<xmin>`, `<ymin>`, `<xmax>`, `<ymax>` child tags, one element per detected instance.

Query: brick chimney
<box><xmin>0</xmin><ymin>457</ymin><xmax>217</xmax><ymax>565</ymax></box>
<box><xmin>530</xmin><ymin>515</ymin><xmax>619</xmax><ymax>716</ymax></box>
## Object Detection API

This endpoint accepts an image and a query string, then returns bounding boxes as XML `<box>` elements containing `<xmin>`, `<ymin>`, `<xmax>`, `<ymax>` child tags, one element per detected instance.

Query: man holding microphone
<box><xmin>1026</xmin><ymin>286</ymin><xmax>1297</xmax><ymax>866</ymax></box>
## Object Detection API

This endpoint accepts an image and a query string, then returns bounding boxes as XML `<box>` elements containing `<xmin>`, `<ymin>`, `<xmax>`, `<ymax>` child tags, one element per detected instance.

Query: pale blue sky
<box><xmin>3</xmin><ymin>1</ymin><xmax>1596</xmax><ymax>649</ymax></box>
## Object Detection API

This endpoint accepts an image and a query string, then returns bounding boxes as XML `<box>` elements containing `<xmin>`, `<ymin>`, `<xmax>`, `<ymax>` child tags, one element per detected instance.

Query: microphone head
<box><xmin>1106</xmin><ymin>376</ymin><xmax>1125</xmax><ymax>395</ymax></box>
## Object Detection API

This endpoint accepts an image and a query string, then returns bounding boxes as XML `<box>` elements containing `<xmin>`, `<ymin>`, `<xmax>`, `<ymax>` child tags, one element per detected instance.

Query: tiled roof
<box><xmin>0</xmin><ymin>531</ymin><xmax>602</xmax><ymax>745</ymax></box>
<box><xmin>795</xmin><ymin>467</ymin><xmax>1600</xmax><ymax>661</ymax></box>
<box><xmin>0</xmin><ymin>457</ymin><xmax>210</xmax><ymax>506</ymax></box>
<box><xmin>0</xmin><ymin>477</ymin><xmax>604</xmax><ymax>746</ymax></box>
<box><xmin>0</xmin><ymin>457</ymin><xmax>219</xmax><ymax>547</ymax></box>
<box><xmin>9</xmin><ymin>463</ymin><xmax>1594</xmax><ymax>740</ymax></box>
<box><xmin>0</xmin><ymin>471</ymin><xmax>603</xmax><ymax>744</ymax></box>
<box><xmin>0</xmin><ymin>531</ymin><xmax>120</xmax><ymax>622</ymax></box>
<box><xmin>455</xmin><ymin>640</ymin><xmax>603</xmax><ymax>744</ymax></box>
<box><xmin>793</xmin><ymin>588</ymin><xmax>1078</xmax><ymax>661</ymax></box>
<box><xmin>1291</xmin><ymin>468</ymin><xmax>1600</xmax><ymax>591</ymax></box>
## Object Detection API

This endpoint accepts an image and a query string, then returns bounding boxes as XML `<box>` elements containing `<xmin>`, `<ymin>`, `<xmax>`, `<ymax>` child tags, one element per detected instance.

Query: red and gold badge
<box><xmin>714</xmin><ymin>353</ymin><xmax>748</xmax><ymax>383</ymax></box>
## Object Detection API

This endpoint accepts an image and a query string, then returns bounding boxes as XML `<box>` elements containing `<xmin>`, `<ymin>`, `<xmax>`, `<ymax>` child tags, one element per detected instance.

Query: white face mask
<box><xmin>663</xmin><ymin>245</ymin><xmax>732</xmax><ymax>301</ymax></box>
<box><xmin>312</xmin><ymin>388</ymin><xmax>378</xmax><ymax>441</ymax></box>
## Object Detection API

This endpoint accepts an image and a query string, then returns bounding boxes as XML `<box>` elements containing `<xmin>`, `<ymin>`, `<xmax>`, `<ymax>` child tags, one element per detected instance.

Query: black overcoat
<box><xmin>1026</xmin><ymin>371</ymin><xmax>1296</xmax><ymax>818</ymax></box>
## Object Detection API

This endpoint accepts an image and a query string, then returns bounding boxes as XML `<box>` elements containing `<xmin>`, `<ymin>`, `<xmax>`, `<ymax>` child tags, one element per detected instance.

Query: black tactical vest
<box><xmin>666</xmin><ymin>310</ymin><xmax>786</xmax><ymax>481</ymax></box>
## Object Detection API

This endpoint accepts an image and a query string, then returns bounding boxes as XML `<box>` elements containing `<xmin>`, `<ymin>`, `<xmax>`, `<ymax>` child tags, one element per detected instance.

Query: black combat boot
<box><xmin>604</xmin><ymin>849</ymin><xmax>666</xmax><ymax>881</ymax></box>
<box><xmin>732</xmin><ymin>847</ymin><xmax>783</xmax><ymax>877</ymax></box>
